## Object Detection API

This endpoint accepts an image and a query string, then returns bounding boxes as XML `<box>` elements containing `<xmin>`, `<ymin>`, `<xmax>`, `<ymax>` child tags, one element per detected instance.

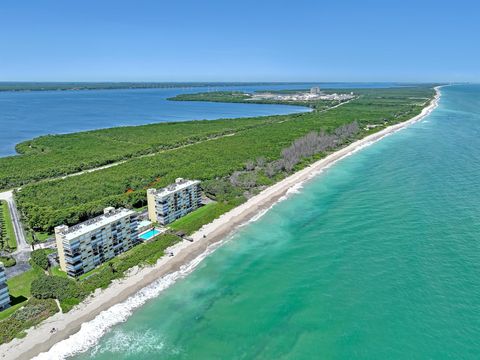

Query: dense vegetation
<box><xmin>169</xmin><ymin>90</ymin><xmax>341</xmax><ymax>110</ymax></box>
<box><xmin>0</xmin><ymin>86</ymin><xmax>435</xmax><ymax>345</ymax></box>
<box><xmin>0</xmin><ymin>264</ymin><xmax>49</xmax><ymax>340</ymax></box>
<box><xmin>30</xmin><ymin>249</ymin><xmax>50</xmax><ymax>270</ymax></box>
<box><xmin>0</xmin><ymin>200</ymin><xmax>16</xmax><ymax>251</ymax></box>
<box><xmin>31</xmin><ymin>275</ymin><xmax>80</xmax><ymax>302</ymax></box>
<box><xmin>0</xmin><ymin>82</ymin><xmax>298</xmax><ymax>92</ymax></box>
<box><xmin>14</xmin><ymin>86</ymin><xmax>435</xmax><ymax>233</ymax></box>
<box><xmin>35</xmin><ymin>233</ymin><xmax>179</xmax><ymax>312</ymax></box>
<box><xmin>0</xmin><ymin>298</ymin><xmax>59</xmax><ymax>344</ymax></box>
<box><xmin>170</xmin><ymin>91</ymin><xmax>252</xmax><ymax>102</ymax></box>
<box><xmin>0</xmin><ymin>115</ymin><xmax>299</xmax><ymax>190</ymax></box>
<box><xmin>0</xmin><ymin>256</ymin><xmax>16</xmax><ymax>267</ymax></box>
<box><xmin>169</xmin><ymin>202</ymin><xmax>235</xmax><ymax>235</ymax></box>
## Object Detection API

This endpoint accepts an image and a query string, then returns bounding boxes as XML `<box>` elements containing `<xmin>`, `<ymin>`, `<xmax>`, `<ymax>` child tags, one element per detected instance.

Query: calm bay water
<box><xmin>53</xmin><ymin>84</ymin><xmax>480</xmax><ymax>359</ymax></box>
<box><xmin>0</xmin><ymin>82</ymin><xmax>398</xmax><ymax>157</ymax></box>
<box><xmin>0</xmin><ymin>84</ymin><xmax>310</xmax><ymax>157</ymax></box>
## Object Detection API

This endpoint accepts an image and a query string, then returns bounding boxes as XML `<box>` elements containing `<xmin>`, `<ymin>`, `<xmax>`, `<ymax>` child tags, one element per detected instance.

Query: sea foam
<box><xmin>33</xmin><ymin>106</ymin><xmax>430</xmax><ymax>359</ymax></box>
<box><xmin>33</xmin><ymin>243</ymin><xmax>222</xmax><ymax>360</ymax></box>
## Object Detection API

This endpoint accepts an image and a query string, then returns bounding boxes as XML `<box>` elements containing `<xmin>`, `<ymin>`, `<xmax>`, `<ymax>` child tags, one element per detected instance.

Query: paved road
<box><xmin>0</xmin><ymin>96</ymin><xmax>353</xmax><ymax>280</ymax></box>
<box><xmin>4</xmin><ymin>250</ymin><xmax>31</xmax><ymax>278</ymax></box>
<box><xmin>0</xmin><ymin>190</ymin><xmax>32</xmax><ymax>278</ymax></box>
<box><xmin>0</xmin><ymin>190</ymin><xmax>29</xmax><ymax>251</ymax></box>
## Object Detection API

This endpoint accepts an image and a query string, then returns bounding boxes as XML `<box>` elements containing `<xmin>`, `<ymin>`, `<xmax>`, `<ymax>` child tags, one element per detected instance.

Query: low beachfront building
<box><xmin>0</xmin><ymin>263</ymin><xmax>10</xmax><ymax>311</ymax></box>
<box><xmin>55</xmin><ymin>207</ymin><xmax>139</xmax><ymax>277</ymax></box>
<box><xmin>147</xmin><ymin>178</ymin><xmax>201</xmax><ymax>225</ymax></box>
<box><xmin>137</xmin><ymin>219</ymin><xmax>153</xmax><ymax>234</ymax></box>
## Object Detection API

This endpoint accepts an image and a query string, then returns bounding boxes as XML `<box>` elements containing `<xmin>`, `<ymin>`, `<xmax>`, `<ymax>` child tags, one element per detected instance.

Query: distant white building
<box><xmin>147</xmin><ymin>178</ymin><xmax>201</xmax><ymax>225</ymax></box>
<box><xmin>250</xmin><ymin>87</ymin><xmax>355</xmax><ymax>103</ymax></box>
<box><xmin>0</xmin><ymin>263</ymin><xmax>10</xmax><ymax>311</ymax></box>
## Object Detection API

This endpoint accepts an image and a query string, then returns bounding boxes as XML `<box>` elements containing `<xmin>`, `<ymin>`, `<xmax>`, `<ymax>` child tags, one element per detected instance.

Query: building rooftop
<box><xmin>138</xmin><ymin>220</ymin><xmax>152</xmax><ymax>228</ymax></box>
<box><xmin>55</xmin><ymin>207</ymin><xmax>136</xmax><ymax>241</ymax></box>
<box><xmin>148</xmin><ymin>178</ymin><xmax>200</xmax><ymax>198</ymax></box>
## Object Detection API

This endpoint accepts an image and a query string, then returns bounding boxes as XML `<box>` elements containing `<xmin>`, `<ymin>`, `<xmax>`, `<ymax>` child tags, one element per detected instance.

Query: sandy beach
<box><xmin>0</xmin><ymin>87</ymin><xmax>441</xmax><ymax>360</ymax></box>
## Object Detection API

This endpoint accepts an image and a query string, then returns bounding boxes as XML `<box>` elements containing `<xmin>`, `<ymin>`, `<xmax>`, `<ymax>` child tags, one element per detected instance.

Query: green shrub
<box><xmin>28</xmin><ymin>234</ymin><xmax>181</xmax><ymax>314</ymax></box>
<box><xmin>0</xmin><ymin>298</ymin><xmax>58</xmax><ymax>344</ymax></box>
<box><xmin>30</xmin><ymin>249</ymin><xmax>49</xmax><ymax>270</ymax></box>
<box><xmin>31</xmin><ymin>275</ymin><xmax>82</xmax><ymax>301</ymax></box>
<box><xmin>0</xmin><ymin>256</ymin><xmax>16</xmax><ymax>267</ymax></box>
<box><xmin>170</xmin><ymin>203</ymin><xmax>235</xmax><ymax>235</ymax></box>
<box><xmin>59</xmin><ymin>298</ymin><xmax>81</xmax><ymax>313</ymax></box>
<box><xmin>14</xmin><ymin>87</ymin><xmax>435</xmax><ymax>233</ymax></box>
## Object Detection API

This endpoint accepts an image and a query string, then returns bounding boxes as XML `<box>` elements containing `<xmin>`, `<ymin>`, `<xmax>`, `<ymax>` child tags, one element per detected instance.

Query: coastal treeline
<box><xmin>0</xmin><ymin>87</ymin><xmax>431</xmax><ymax>191</ymax></box>
<box><xmin>0</xmin><ymin>82</ymin><xmax>292</xmax><ymax>92</ymax></box>
<box><xmin>14</xmin><ymin>87</ymin><xmax>435</xmax><ymax>233</ymax></box>
<box><xmin>0</xmin><ymin>116</ymin><xmax>289</xmax><ymax>190</ymax></box>
<box><xmin>169</xmin><ymin>90</ymin><xmax>340</xmax><ymax>110</ymax></box>
<box><xmin>280</xmin><ymin>122</ymin><xmax>359</xmax><ymax>171</ymax></box>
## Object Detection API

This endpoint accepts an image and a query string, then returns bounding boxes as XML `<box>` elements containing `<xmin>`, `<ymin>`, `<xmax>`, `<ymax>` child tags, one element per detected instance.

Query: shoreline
<box><xmin>0</xmin><ymin>87</ymin><xmax>442</xmax><ymax>360</ymax></box>
<box><xmin>0</xmin><ymin>82</ymin><xmax>310</xmax><ymax>93</ymax></box>
<box><xmin>0</xmin><ymin>103</ymin><xmax>310</xmax><ymax>161</ymax></box>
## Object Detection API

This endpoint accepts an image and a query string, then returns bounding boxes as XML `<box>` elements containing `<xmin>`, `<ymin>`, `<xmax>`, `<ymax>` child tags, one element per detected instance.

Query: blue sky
<box><xmin>1</xmin><ymin>0</ymin><xmax>478</xmax><ymax>82</ymax></box>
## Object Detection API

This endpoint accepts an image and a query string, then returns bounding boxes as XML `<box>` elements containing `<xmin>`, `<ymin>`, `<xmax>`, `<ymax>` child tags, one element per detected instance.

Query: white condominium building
<box><xmin>55</xmin><ymin>207</ymin><xmax>139</xmax><ymax>277</ymax></box>
<box><xmin>147</xmin><ymin>178</ymin><xmax>201</xmax><ymax>225</ymax></box>
<box><xmin>0</xmin><ymin>263</ymin><xmax>10</xmax><ymax>311</ymax></box>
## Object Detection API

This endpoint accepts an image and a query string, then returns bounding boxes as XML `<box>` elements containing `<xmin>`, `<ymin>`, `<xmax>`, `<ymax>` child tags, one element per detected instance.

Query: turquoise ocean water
<box><xmin>45</xmin><ymin>85</ymin><xmax>480</xmax><ymax>359</ymax></box>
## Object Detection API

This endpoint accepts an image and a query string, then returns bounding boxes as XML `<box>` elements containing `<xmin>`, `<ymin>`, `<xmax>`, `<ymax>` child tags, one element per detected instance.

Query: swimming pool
<box><xmin>138</xmin><ymin>228</ymin><xmax>161</xmax><ymax>241</ymax></box>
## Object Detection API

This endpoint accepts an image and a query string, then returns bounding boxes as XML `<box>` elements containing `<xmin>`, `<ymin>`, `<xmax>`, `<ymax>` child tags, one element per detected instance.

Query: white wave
<box><xmin>89</xmin><ymin>329</ymin><xmax>166</xmax><ymax>357</ymax></box>
<box><xmin>33</xmin><ymin>244</ymin><xmax>220</xmax><ymax>360</ymax></box>
<box><xmin>285</xmin><ymin>181</ymin><xmax>304</xmax><ymax>195</ymax></box>
<box><xmin>33</xmin><ymin>99</ymin><xmax>437</xmax><ymax>360</ymax></box>
<box><xmin>240</xmin><ymin>182</ymin><xmax>307</xmax><ymax>227</ymax></box>
<box><xmin>240</xmin><ymin>207</ymin><xmax>271</xmax><ymax>225</ymax></box>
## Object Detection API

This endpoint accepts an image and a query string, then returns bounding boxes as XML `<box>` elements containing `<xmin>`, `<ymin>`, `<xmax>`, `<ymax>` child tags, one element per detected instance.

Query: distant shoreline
<box><xmin>0</xmin><ymin>87</ymin><xmax>312</xmax><ymax>160</ymax></box>
<box><xmin>0</xmin><ymin>82</ymin><xmax>317</xmax><ymax>93</ymax></box>
<box><xmin>0</xmin><ymin>86</ymin><xmax>441</xmax><ymax>360</ymax></box>
<box><xmin>0</xmin><ymin>82</ymin><xmax>438</xmax><ymax>93</ymax></box>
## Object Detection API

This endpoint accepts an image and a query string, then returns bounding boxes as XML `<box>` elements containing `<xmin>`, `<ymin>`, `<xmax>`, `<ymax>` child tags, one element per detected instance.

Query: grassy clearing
<box><xmin>169</xmin><ymin>202</ymin><xmax>235</xmax><ymax>235</ymax></box>
<box><xmin>77</xmin><ymin>261</ymin><xmax>109</xmax><ymax>281</ymax></box>
<box><xmin>7</xmin><ymin>265</ymin><xmax>44</xmax><ymax>299</ymax></box>
<box><xmin>0</xmin><ymin>302</ymin><xmax>24</xmax><ymax>321</ymax></box>
<box><xmin>35</xmin><ymin>231</ymin><xmax>52</xmax><ymax>242</ymax></box>
<box><xmin>49</xmin><ymin>266</ymin><xmax>68</xmax><ymax>278</ymax></box>
<box><xmin>26</xmin><ymin>230</ymin><xmax>53</xmax><ymax>245</ymax></box>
